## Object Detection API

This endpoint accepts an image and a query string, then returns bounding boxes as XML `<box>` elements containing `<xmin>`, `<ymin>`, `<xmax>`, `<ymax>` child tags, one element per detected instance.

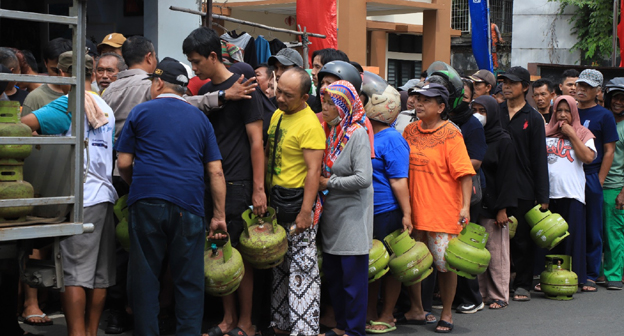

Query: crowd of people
<box><xmin>2</xmin><ymin>25</ymin><xmax>624</xmax><ymax>336</ymax></box>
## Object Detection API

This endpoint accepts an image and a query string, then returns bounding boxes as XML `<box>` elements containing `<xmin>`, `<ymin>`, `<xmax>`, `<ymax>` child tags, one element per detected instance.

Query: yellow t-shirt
<box><xmin>267</xmin><ymin>105</ymin><xmax>326</xmax><ymax>188</ymax></box>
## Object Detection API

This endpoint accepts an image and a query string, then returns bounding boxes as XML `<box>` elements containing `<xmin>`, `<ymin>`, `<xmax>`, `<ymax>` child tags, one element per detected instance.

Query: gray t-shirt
<box><xmin>320</xmin><ymin>127</ymin><xmax>374</xmax><ymax>255</ymax></box>
<box><xmin>21</xmin><ymin>84</ymin><xmax>64</xmax><ymax>116</ymax></box>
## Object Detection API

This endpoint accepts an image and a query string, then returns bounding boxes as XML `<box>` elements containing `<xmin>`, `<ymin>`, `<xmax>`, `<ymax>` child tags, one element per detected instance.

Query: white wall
<box><xmin>144</xmin><ymin>0</ymin><xmax>203</xmax><ymax>66</ymax></box>
<box><xmin>367</xmin><ymin>13</ymin><xmax>424</xmax><ymax>25</ymax></box>
<box><xmin>511</xmin><ymin>0</ymin><xmax>580</xmax><ymax>67</ymax></box>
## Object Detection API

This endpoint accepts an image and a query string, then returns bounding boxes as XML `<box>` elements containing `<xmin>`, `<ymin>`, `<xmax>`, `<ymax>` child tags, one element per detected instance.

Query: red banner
<box><xmin>296</xmin><ymin>0</ymin><xmax>338</xmax><ymax>67</ymax></box>
<box><xmin>619</xmin><ymin>0</ymin><xmax>624</xmax><ymax>66</ymax></box>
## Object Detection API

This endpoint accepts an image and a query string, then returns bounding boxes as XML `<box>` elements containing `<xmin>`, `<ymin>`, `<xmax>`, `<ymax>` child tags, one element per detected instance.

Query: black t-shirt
<box><xmin>198</xmin><ymin>74</ymin><xmax>263</xmax><ymax>182</ymax></box>
<box><xmin>8</xmin><ymin>88</ymin><xmax>28</xmax><ymax>106</ymax></box>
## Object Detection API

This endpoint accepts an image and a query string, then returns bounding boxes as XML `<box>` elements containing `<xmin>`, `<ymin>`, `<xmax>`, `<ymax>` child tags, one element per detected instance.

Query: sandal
<box><xmin>365</xmin><ymin>321</ymin><xmax>396</xmax><ymax>334</ymax></box>
<box><xmin>534</xmin><ymin>283</ymin><xmax>542</xmax><ymax>292</ymax></box>
<box><xmin>22</xmin><ymin>314</ymin><xmax>53</xmax><ymax>326</ymax></box>
<box><xmin>488</xmin><ymin>299</ymin><xmax>508</xmax><ymax>309</ymax></box>
<box><xmin>582</xmin><ymin>280</ymin><xmax>598</xmax><ymax>292</ymax></box>
<box><xmin>434</xmin><ymin>320</ymin><xmax>454</xmax><ymax>333</ymax></box>
<box><xmin>512</xmin><ymin>287</ymin><xmax>531</xmax><ymax>301</ymax></box>
<box><xmin>395</xmin><ymin>312</ymin><xmax>436</xmax><ymax>325</ymax></box>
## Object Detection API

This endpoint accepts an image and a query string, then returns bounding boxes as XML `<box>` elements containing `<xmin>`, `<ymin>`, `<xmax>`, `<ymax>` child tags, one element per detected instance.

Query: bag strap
<box><xmin>269</xmin><ymin>114</ymin><xmax>284</xmax><ymax>191</ymax></box>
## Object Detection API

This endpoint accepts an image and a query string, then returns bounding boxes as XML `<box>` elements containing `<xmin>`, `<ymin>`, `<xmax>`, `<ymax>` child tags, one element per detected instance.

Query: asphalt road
<box><xmin>21</xmin><ymin>284</ymin><xmax>624</xmax><ymax>336</ymax></box>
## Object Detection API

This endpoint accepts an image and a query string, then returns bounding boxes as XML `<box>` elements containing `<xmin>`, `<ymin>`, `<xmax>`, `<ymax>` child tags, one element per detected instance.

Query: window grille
<box><xmin>451</xmin><ymin>0</ymin><xmax>513</xmax><ymax>35</ymax></box>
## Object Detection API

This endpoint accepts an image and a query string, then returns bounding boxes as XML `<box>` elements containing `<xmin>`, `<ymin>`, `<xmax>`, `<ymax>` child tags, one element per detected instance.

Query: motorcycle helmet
<box><xmin>360</xmin><ymin>71</ymin><xmax>401</xmax><ymax>124</ymax></box>
<box><xmin>317</xmin><ymin>61</ymin><xmax>362</xmax><ymax>94</ymax></box>
<box><xmin>425</xmin><ymin>61</ymin><xmax>465</xmax><ymax>111</ymax></box>
<box><xmin>604</xmin><ymin>77</ymin><xmax>624</xmax><ymax>111</ymax></box>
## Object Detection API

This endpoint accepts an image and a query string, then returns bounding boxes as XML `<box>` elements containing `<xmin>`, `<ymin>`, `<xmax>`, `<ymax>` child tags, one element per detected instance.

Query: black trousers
<box><xmin>0</xmin><ymin>259</ymin><xmax>24</xmax><ymax>336</ymax></box>
<box><xmin>510</xmin><ymin>199</ymin><xmax>538</xmax><ymax>291</ymax></box>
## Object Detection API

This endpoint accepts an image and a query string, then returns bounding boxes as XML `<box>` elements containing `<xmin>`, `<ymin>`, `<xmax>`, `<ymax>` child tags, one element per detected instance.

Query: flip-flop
<box><xmin>22</xmin><ymin>314</ymin><xmax>53</xmax><ymax>326</ymax></box>
<box><xmin>488</xmin><ymin>299</ymin><xmax>508</xmax><ymax>309</ymax></box>
<box><xmin>395</xmin><ymin>312</ymin><xmax>436</xmax><ymax>325</ymax></box>
<box><xmin>434</xmin><ymin>320</ymin><xmax>454</xmax><ymax>333</ymax></box>
<box><xmin>582</xmin><ymin>280</ymin><xmax>598</xmax><ymax>292</ymax></box>
<box><xmin>512</xmin><ymin>287</ymin><xmax>531</xmax><ymax>301</ymax></box>
<box><xmin>366</xmin><ymin>321</ymin><xmax>397</xmax><ymax>334</ymax></box>
<box><xmin>206</xmin><ymin>326</ymin><xmax>224</xmax><ymax>336</ymax></box>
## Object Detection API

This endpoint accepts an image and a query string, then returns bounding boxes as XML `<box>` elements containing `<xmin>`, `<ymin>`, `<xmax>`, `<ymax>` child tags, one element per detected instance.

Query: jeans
<box><xmin>128</xmin><ymin>199</ymin><xmax>205</xmax><ymax>336</ymax></box>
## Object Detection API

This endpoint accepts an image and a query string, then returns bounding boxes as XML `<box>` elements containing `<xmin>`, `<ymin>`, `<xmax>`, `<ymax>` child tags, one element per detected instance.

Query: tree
<box><xmin>550</xmin><ymin>0</ymin><xmax>617</xmax><ymax>64</ymax></box>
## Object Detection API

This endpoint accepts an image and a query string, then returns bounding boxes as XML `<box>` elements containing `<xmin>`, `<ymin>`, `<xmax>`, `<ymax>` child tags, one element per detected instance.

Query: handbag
<box><xmin>268</xmin><ymin>115</ymin><xmax>304</xmax><ymax>224</ymax></box>
<box><xmin>470</xmin><ymin>172</ymin><xmax>482</xmax><ymax>206</ymax></box>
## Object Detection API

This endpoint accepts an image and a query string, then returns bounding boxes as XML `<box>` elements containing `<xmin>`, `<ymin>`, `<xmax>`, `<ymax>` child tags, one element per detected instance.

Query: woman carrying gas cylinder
<box><xmin>472</xmin><ymin>95</ymin><xmax>518</xmax><ymax>309</ymax></box>
<box><xmin>357</xmin><ymin>72</ymin><xmax>413</xmax><ymax>334</ymax></box>
<box><xmin>317</xmin><ymin>80</ymin><xmax>374</xmax><ymax>336</ymax></box>
<box><xmin>540</xmin><ymin>95</ymin><xmax>596</xmax><ymax>288</ymax></box>
<box><xmin>402</xmin><ymin>83</ymin><xmax>475</xmax><ymax>333</ymax></box>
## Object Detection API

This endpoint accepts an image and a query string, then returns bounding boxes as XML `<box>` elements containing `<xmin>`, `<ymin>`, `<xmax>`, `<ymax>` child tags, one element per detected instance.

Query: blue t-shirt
<box><xmin>115</xmin><ymin>95</ymin><xmax>222</xmax><ymax>217</ymax></box>
<box><xmin>32</xmin><ymin>95</ymin><xmax>71</xmax><ymax>135</ymax></box>
<box><xmin>459</xmin><ymin>116</ymin><xmax>487</xmax><ymax>188</ymax></box>
<box><xmin>372</xmin><ymin>128</ymin><xmax>410</xmax><ymax>215</ymax></box>
<box><xmin>579</xmin><ymin>105</ymin><xmax>619</xmax><ymax>174</ymax></box>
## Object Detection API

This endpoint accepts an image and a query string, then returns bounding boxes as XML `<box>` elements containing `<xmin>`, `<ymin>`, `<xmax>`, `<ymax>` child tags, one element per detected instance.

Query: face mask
<box><xmin>473</xmin><ymin>113</ymin><xmax>486</xmax><ymax>127</ymax></box>
<box><xmin>328</xmin><ymin>115</ymin><xmax>342</xmax><ymax>126</ymax></box>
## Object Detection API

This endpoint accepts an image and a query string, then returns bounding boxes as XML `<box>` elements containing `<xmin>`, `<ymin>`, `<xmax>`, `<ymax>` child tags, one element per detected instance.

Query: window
<box><xmin>451</xmin><ymin>0</ymin><xmax>470</xmax><ymax>33</ymax></box>
<box><xmin>451</xmin><ymin>0</ymin><xmax>513</xmax><ymax>35</ymax></box>
<box><xmin>388</xmin><ymin>34</ymin><xmax>423</xmax><ymax>53</ymax></box>
<box><xmin>387</xmin><ymin>59</ymin><xmax>422</xmax><ymax>88</ymax></box>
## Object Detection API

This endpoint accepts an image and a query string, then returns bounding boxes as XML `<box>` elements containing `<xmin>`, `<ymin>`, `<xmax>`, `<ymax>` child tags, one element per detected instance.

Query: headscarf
<box><xmin>473</xmin><ymin>95</ymin><xmax>509</xmax><ymax>144</ymax></box>
<box><xmin>545</xmin><ymin>95</ymin><xmax>595</xmax><ymax>143</ymax></box>
<box><xmin>312</xmin><ymin>80</ymin><xmax>374</xmax><ymax>225</ymax></box>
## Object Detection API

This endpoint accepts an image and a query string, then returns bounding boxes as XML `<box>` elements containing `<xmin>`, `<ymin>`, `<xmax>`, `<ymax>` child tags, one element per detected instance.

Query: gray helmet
<box><xmin>605</xmin><ymin>77</ymin><xmax>624</xmax><ymax>110</ymax></box>
<box><xmin>360</xmin><ymin>71</ymin><xmax>401</xmax><ymax>124</ymax></box>
<box><xmin>317</xmin><ymin>61</ymin><xmax>362</xmax><ymax>94</ymax></box>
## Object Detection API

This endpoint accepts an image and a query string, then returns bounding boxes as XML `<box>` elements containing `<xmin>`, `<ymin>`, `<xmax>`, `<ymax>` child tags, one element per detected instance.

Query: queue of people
<box><xmin>3</xmin><ymin>26</ymin><xmax>624</xmax><ymax>336</ymax></box>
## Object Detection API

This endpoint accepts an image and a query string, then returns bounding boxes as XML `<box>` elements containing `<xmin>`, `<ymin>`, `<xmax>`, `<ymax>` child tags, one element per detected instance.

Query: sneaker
<box><xmin>456</xmin><ymin>302</ymin><xmax>485</xmax><ymax>314</ymax></box>
<box><xmin>607</xmin><ymin>281</ymin><xmax>623</xmax><ymax>290</ymax></box>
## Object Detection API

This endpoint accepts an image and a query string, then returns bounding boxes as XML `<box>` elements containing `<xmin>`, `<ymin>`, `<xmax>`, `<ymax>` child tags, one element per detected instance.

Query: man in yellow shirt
<box><xmin>266</xmin><ymin>67</ymin><xmax>325</xmax><ymax>336</ymax></box>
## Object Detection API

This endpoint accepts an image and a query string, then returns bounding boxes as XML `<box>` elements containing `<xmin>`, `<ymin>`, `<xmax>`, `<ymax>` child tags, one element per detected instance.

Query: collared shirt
<box><xmin>499</xmin><ymin>100</ymin><xmax>550</xmax><ymax>203</ymax></box>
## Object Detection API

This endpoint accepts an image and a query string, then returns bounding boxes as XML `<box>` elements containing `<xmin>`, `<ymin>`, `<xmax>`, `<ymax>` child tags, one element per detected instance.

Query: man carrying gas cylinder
<box><xmin>265</xmin><ymin>66</ymin><xmax>325</xmax><ymax>336</ymax></box>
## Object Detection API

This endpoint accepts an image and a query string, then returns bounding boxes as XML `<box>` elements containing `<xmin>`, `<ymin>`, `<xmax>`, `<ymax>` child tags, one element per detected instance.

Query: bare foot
<box><xmin>319</xmin><ymin>328</ymin><xmax>345</xmax><ymax>336</ymax></box>
<box><xmin>366</xmin><ymin>316</ymin><xmax>395</xmax><ymax>331</ymax></box>
<box><xmin>22</xmin><ymin>305</ymin><xmax>51</xmax><ymax>324</ymax></box>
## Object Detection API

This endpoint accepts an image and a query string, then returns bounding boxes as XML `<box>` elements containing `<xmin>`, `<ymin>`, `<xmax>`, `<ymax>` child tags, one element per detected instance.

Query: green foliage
<box><xmin>550</xmin><ymin>0</ymin><xmax>616</xmax><ymax>64</ymax></box>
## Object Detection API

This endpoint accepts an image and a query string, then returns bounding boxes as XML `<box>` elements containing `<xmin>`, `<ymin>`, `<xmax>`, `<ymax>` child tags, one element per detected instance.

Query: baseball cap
<box><xmin>268</xmin><ymin>48</ymin><xmax>303</xmax><ymax>68</ymax></box>
<box><xmin>97</xmin><ymin>33</ymin><xmax>126</xmax><ymax>52</ymax></box>
<box><xmin>469</xmin><ymin>69</ymin><xmax>496</xmax><ymax>87</ymax></box>
<box><xmin>576</xmin><ymin>69</ymin><xmax>603</xmax><ymax>88</ymax></box>
<box><xmin>497</xmin><ymin>66</ymin><xmax>530</xmax><ymax>84</ymax></box>
<box><xmin>399</xmin><ymin>78</ymin><xmax>422</xmax><ymax>91</ymax></box>
<box><xmin>86</xmin><ymin>40</ymin><xmax>99</xmax><ymax>58</ymax></box>
<box><xmin>409</xmin><ymin>83</ymin><xmax>449</xmax><ymax>103</ymax></box>
<box><xmin>144</xmin><ymin>57</ymin><xmax>189</xmax><ymax>87</ymax></box>
<box><xmin>57</xmin><ymin>51</ymin><xmax>94</xmax><ymax>73</ymax></box>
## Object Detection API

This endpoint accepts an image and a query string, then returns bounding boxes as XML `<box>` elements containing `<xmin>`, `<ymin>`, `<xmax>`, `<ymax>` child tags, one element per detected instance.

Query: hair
<box><xmin>0</xmin><ymin>48</ymin><xmax>18</xmax><ymax>71</ymax></box>
<box><xmin>20</xmin><ymin>49</ymin><xmax>38</xmax><ymax>73</ymax></box>
<box><xmin>182</xmin><ymin>27</ymin><xmax>222</xmax><ymax>62</ymax></box>
<box><xmin>349</xmin><ymin>61</ymin><xmax>364</xmax><ymax>73</ymax></box>
<box><xmin>97</xmin><ymin>52</ymin><xmax>127</xmax><ymax>72</ymax></box>
<box><xmin>121</xmin><ymin>36</ymin><xmax>155</xmax><ymax>68</ymax></box>
<box><xmin>462</xmin><ymin>78</ymin><xmax>474</xmax><ymax>101</ymax></box>
<box><xmin>561</xmin><ymin>69</ymin><xmax>580</xmax><ymax>83</ymax></box>
<box><xmin>311</xmin><ymin>48</ymin><xmax>349</xmax><ymax>65</ymax></box>
<box><xmin>42</xmin><ymin>38</ymin><xmax>72</xmax><ymax>62</ymax></box>
<box><xmin>162</xmin><ymin>80</ymin><xmax>186</xmax><ymax>95</ymax></box>
<box><xmin>255</xmin><ymin>63</ymin><xmax>271</xmax><ymax>77</ymax></box>
<box><xmin>434</xmin><ymin>96</ymin><xmax>449</xmax><ymax>120</ymax></box>
<box><xmin>532</xmin><ymin>78</ymin><xmax>555</xmax><ymax>92</ymax></box>
<box><xmin>421</xmin><ymin>71</ymin><xmax>428</xmax><ymax>79</ymax></box>
<box><xmin>284</xmin><ymin>67</ymin><xmax>312</xmax><ymax>96</ymax></box>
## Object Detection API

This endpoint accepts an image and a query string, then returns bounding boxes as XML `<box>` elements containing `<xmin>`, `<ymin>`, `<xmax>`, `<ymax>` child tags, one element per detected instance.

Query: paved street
<box><xmin>21</xmin><ymin>284</ymin><xmax>624</xmax><ymax>336</ymax></box>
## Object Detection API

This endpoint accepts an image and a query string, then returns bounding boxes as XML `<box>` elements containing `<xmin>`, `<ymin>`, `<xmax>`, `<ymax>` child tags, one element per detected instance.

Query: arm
<box><xmin>206</xmin><ymin>160</ymin><xmax>227</xmax><ymax>238</ymax></box>
<box><xmin>117</xmin><ymin>152</ymin><xmax>134</xmax><ymax>185</ymax></box>
<box><xmin>471</xmin><ymin>159</ymin><xmax>482</xmax><ymax>171</ymax></box>
<box><xmin>617</xmin><ymin>185</ymin><xmax>624</xmax><ymax>209</ymax></box>
<box><xmin>326</xmin><ymin>130</ymin><xmax>373</xmax><ymax>191</ymax></box>
<box><xmin>21</xmin><ymin>113</ymin><xmax>40</xmax><ymax>132</ymax></box>
<box><xmin>530</xmin><ymin>113</ymin><xmax>550</xmax><ymax>207</ymax></box>
<box><xmin>560</xmin><ymin>124</ymin><xmax>596</xmax><ymax>164</ymax></box>
<box><xmin>294</xmin><ymin>149</ymin><xmax>324</xmax><ymax>234</ymax></box>
<box><xmin>389</xmin><ymin>178</ymin><xmax>413</xmax><ymax>234</ymax></box>
<box><xmin>494</xmin><ymin>141</ymin><xmax>519</xmax><ymax>226</ymax></box>
<box><xmin>599</xmin><ymin>142</ymin><xmax>616</xmax><ymax>186</ymax></box>
<box><xmin>245</xmin><ymin>120</ymin><xmax>267</xmax><ymax>215</ymax></box>
<box><xmin>185</xmin><ymin>75</ymin><xmax>258</xmax><ymax>113</ymax></box>
<box><xmin>459</xmin><ymin>174</ymin><xmax>472</xmax><ymax>226</ymax></box>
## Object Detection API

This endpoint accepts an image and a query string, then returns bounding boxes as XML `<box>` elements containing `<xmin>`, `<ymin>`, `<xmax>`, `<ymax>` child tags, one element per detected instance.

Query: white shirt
<box><xmin>546</xmin><ymin>136</ymin><xmax>597</xmax><ymax>204</ymax></box>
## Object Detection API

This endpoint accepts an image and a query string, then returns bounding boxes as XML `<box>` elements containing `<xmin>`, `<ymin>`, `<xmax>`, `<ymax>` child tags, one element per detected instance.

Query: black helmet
<box><xmin>605</xmin><ymin>77</ymin><xmax>624</xmax><ymax>110</ymax></box>
<box><xmin>425</xmin><ymin>61</ymin><xmax>465</xmax><ymax>111</ymax></box>
<box><xmin>317</xmin><ymin>61</ymin><xmax>362</xmax><ymax>94</ymax></box>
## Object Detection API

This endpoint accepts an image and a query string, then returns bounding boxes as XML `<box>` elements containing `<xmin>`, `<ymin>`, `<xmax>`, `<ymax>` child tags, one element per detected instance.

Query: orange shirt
<box><xmin>403</xmin><ymin>120</ymin><xmax>476</xmax><ymax>235</ymax></box>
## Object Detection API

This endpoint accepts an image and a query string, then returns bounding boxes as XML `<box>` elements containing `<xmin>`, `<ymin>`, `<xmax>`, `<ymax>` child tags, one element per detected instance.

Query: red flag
<box><xmin>619</xmin><ymin>0</ymin><xmax>624</xmax><ymax>66</ymax></box>
<box><xmin>296</xmin><ymin>0</ymin><xmax>338</xmax><ymax>67</ymax></box>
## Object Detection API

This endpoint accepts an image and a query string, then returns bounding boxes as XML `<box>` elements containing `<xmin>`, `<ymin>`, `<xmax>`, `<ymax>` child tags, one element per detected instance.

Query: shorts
<box><xmin>60</xmin><ymin>202</ymin><xmax>116</xmax><ymax>288</ymax></box>
<box><xmin>414</xmin><ymin>230</ymin><xmax>457</xmax><ymax>273</ymax></box>
<box><xmin>205</xmin><ymin>180</ymin><xmax>252</xmax><ymax>246</ymax></box>
<box><xmin>373</xmin><ymin>209</ymin><xmax>404</xmax><ymax>241</ymax></box>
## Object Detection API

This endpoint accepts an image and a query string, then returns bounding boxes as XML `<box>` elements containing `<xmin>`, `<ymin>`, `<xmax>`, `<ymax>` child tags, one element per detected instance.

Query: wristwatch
<box><xmin>218</xmin><ymin>90</ymin><xmax>226</xmax><ymax>102</ymax></box>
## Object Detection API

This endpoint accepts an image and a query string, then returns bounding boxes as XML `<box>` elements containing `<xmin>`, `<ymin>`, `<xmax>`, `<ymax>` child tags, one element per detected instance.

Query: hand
<box><xmin>540</xmin><ymin>203</ymin><xmax>549</xmax><ymax>211</ymax></box>
<box><xmin>616</xmin><ymin>190</ymin><xmax>624</xmax><ymax>210</ymax></box>
<box><xmin>224</xmin><ymin>75</ymin><xmax>257</xmax><ymax>101</ymax></box>
<box><xmin>294</xmin><ymin>210</ymin><xmax>312</xmax><ymax>235</ymax></box>
<box><xmin>252</xmin><ymin>190</ymin><xmax>267</xmax><ymax>216</ymax></box>
<box><xmin>402</xmin><ymin>215</ymin><xmax>413</xmax><ymax>235</ymax></box>
<box><xmin>208</xmin><ymin>217</ymin><xmax>227</xmax><ymax>240</ymax></box>
<box><xmin>319</xmin><ymin>176</ymin><xmax>329</xmax><ymax>191</ymax></box>
<box><xmin>559</xmin><ymin>122</ymin><xmax>575</xmax><ymax>138</ymax></box>
<box><xmin>458</xmin><ymin>207</ymin><xmax>470</xmax><ymax>227</ymax></box>
<box><xmin>495</xmin><ymin>209</ymin><xmax>509</xmax><ymax>228</ymax></box>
